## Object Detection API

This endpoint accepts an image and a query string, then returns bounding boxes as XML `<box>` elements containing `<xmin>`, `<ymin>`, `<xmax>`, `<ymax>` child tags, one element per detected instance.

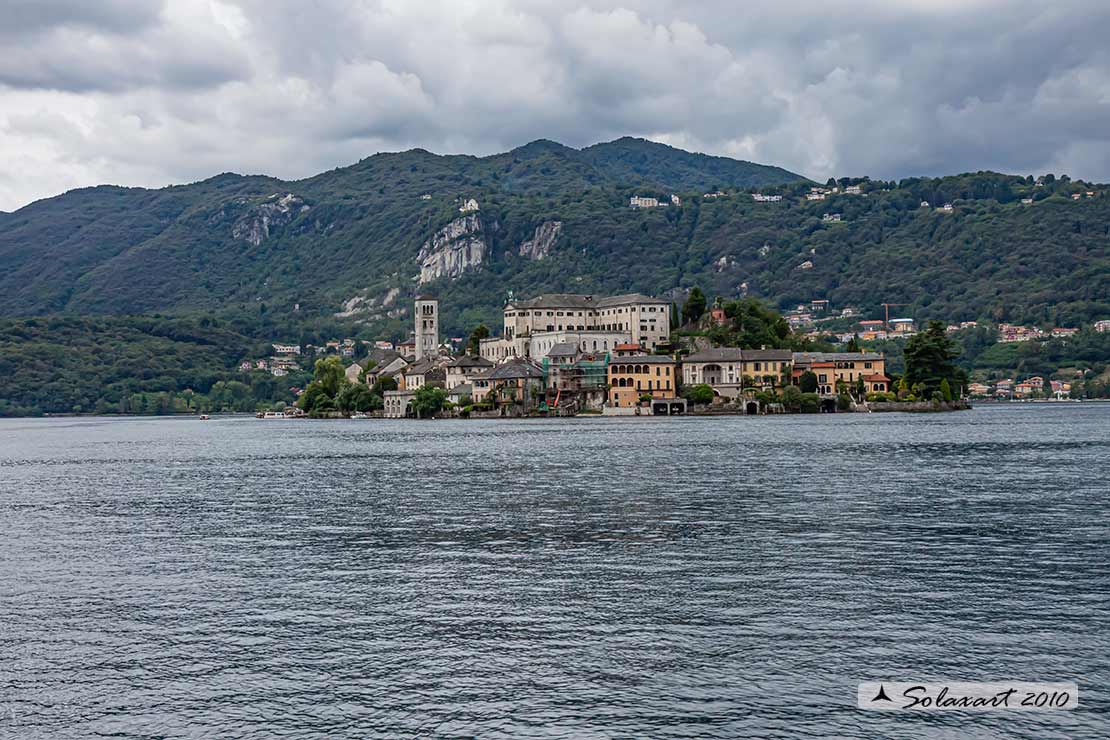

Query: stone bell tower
<box><xmin>414</xmin><ymin>295</ymin><xmax>439</xmax><ymax>360</ymax></box>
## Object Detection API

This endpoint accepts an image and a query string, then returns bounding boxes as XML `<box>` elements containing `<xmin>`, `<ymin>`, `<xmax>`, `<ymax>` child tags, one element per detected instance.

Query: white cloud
<box><xmin>1</xmin><ymin>0</ymin><xmax>1109</xmax><ymax>211</ymax></box>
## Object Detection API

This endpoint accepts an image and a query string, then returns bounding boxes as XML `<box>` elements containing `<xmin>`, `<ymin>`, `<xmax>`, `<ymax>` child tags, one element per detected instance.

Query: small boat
<box><xmin>350</xmin><ymin>412</ymin><xmax>369</xmax><ymax>419</ymax></box>
<box><xmin>199</xmin><ymin>414</ymin><xmax>210</xmax><ymax>420</ymax></box>
<box><xmin>262</xmin><ymin>411</ymin><xmax>285</xmax><ymax>419</ymax></box>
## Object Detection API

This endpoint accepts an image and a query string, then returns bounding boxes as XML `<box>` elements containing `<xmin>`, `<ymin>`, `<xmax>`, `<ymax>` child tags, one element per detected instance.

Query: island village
<box><xmin>257</xmin><ymin>291</ymin><xmax>905</xmax><ymax>419</ymax></box>
<box><xmin>241</xmin><ymin>282</ymin><xmax>1110</xmax><ymax>419</ymax></box>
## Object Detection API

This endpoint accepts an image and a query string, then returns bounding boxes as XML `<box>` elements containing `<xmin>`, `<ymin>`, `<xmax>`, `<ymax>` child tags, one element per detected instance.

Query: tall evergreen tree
<box><xmin>682</xmin><ymin>287</ymin><xmax>707</xmax><ymax>325</ymax></box>
<box><xmin>903</xmin><ymin>320</ymin><xmax>963</xmax><ymax>396</ymax></box>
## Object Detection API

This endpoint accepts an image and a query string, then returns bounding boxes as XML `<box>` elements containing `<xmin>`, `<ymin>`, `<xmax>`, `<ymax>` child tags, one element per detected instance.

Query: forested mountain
<box><xmin>1</xmin><ymin>138</ymin><xmax>1107</xmax><ymax>342</ymax></box>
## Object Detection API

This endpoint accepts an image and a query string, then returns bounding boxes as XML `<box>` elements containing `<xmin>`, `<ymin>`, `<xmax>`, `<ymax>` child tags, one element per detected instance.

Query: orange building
<box><xmin>608</xmin><ymin>355</ymin><xmax>678</xmax><ymax>408</ymax></box>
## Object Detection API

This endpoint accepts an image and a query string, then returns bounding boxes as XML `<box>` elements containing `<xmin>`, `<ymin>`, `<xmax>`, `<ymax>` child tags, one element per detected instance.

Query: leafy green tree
<box><xmin>707</xmin><ymin>297</ymin><xmax>796</xmax><ymax>350</ymax></box>
<box><xmin>682</xmin><ymin>287</ymin><xmax>707</xmax><ymax>325</ymax></box>
<box><xmin>799</xmin><ymin>371</ymin><xmax>819</xmax><ymax>393</ymax></box>
<box><xmin>410</xmin><ymin>385</ymin><xmax>448</xmax><ymax>418</ymax></box>
<box><xmin>781</xmin><ymin>385</ymin><xmax>803</xmax><ymax>412</ymax></box>
<box><xmin>312</xmin><ymin>355</ymin><xmax>347</xmax><ymax>398</ymax></box>
<box><xmin>800</xmin><ymin>393</ymin><xmax>820</xmax><ymax>413</ymax></box>
<box><xmin>467</xmin><ymin>323</ymin><xmax>491</xmax><ymax>355</ymax></box>
<box><xmin>684</xmin><ymin>383</ymin><xmax>714</xmax><ymax>405</ymax></box>
<box><xmin>904</xmin><ymin>320</ymin><xmax>964</xmax><ymax>397</ymax></box>
<box><xmin>337</xmin><ymin>383</ymin><xmax>375</xmax><ymax>413</ymax></box>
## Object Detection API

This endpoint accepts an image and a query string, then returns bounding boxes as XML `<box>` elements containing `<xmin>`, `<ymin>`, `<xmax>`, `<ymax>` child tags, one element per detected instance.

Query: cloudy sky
<box><xmin>2</xmin><ymin>0</ymin><xmax>1109</xmax><ymax>211</ymax></box>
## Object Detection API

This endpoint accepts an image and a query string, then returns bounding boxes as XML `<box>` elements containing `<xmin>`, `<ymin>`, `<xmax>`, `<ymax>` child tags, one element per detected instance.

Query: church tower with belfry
<box><xmin>414</xmin><ymin>295</ymin><xmax>439</xmax><ymax>360</ymax></box>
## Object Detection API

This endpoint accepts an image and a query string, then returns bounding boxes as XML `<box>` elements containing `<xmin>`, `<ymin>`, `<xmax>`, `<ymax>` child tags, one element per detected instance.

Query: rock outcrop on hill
<box><xmin>518</xmin><ymin>220</ymin><xmax>562</xmax><ymax>260</ymax></box>
<box><xmin>417</xmin><ymin>214</ymin><xmax>486</xmax><ymax>284</ymax></box>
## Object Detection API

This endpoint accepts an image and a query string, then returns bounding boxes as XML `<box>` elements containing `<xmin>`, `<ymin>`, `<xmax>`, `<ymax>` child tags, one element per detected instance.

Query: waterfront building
<box><xmin>791</xmin><ymin>351</ymin><xmax>888</xmax><ymax>395</ymax></box>
<box><xmin>399</xmin><ymin>359</ymin><xmax>441</xmax><ymax>391</ymax></box>
<box><xmin>383</xmin><ymin>390</ymin><xmax>416</xmax><ymax>418</ymax></box>
<box><xmin>444</xmin><ymin>355</ymin><xmax>494</xmax><ymax>389</ymax></box>
<box><xmin>481</xmin><ymin>358</ymin><xmax>545</xmax><ymax>409</ymax></box>
<box><xmin>608</xmin><ymin>355</ymin><xmax>678</xmax><ymax>408</ymax></box>
<box><xmin>682</xmin><ymin>348</ymin><xmax>792</xmax><ymax>401</ymax></box>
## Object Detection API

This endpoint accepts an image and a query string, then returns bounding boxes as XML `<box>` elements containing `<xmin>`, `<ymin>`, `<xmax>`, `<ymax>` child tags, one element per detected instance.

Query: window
<box><xmin>819</xmin><ymin>374</ymin><xmax>828</xmax><ymax>382</ymax></box>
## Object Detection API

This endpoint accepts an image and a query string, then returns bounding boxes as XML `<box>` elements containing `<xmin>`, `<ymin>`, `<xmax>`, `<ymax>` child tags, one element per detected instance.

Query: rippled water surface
<box><xmin>2</xmin><ymin>405</ymin><xmax>1108</xmax><ymax>738</ymax></box>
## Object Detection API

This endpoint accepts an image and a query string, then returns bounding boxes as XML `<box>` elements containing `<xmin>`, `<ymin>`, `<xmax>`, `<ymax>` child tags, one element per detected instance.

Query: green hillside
<box><xmin>0</xmin><ymin>139</ymin><xmax>1107</xmax><ymax>343</ymax></box>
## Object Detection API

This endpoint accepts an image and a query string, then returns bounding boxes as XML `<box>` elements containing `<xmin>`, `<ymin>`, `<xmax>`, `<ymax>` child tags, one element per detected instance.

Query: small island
<box><xmin>285</xmin><ymin>291</ymin><xmax>971</xmax><ymax>419</ymax></box>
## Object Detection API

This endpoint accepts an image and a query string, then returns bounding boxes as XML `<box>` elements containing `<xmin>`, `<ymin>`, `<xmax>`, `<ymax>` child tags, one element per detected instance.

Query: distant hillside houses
<box><xmin>752</xmin><ymin>193</ymin><xmax>783</xmax><ymax>202</ymax></box>
<box><xmin>459</xmin><ymin>198</ymin><xmax>480</xmax><ymax>212</ymax></box>
<box><xmin>629</xmin><ymin>195</ymin><xmax>677</xmax><ymax>208</ymax></box>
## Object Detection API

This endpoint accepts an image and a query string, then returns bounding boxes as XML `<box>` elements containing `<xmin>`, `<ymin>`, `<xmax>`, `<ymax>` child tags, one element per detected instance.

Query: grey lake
<box><xmin>1</xmin><ymin>404</ymin><xmax>1108</xmax><ymax>738</ymax></box>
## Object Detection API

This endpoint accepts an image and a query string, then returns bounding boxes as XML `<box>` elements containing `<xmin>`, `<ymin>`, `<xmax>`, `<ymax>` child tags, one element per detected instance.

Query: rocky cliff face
<box><xmin>229</xmin><ymin>193</ymin><xmax>309</xmax><ymax>246</ymax></box>
<box><xmin>518</xmin><ymin>220</ymin><xmax>562</xmax><ymax>260</ymax></box>
<box><xmin>417</xmin><ymin>214</ymin><xmax>487</xmax><ymax>284</ymax></box>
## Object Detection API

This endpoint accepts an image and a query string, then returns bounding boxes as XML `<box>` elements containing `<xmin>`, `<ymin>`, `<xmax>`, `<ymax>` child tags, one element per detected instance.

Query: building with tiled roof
<box><xmin>608</xmin><ymin>355</ymin><xmax>678</xmax><ymax>408</ymax></box>
<box><xmin>500</xmin><ymin>292</ymin><xmax>671</xmax><ymax>351</ymax></box>
<box><xmin>681</xmin><ymin>347</ymin><xmax>793</xmax><ymax>399</ymax></box>
<box><xmin>791</xmin><ymin>352</ymin><xmax>887</xmax><ymax>395</ymax></box>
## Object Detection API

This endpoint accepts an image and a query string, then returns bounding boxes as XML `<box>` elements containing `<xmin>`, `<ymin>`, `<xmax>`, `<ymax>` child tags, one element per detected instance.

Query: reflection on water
<box><xmin>1</xmin><ymin>405</ymin><xmax>1108</xmax><ymax>738</ymax></box>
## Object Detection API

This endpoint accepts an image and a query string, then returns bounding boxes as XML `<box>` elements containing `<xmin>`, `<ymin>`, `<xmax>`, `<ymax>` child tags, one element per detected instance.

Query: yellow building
<box><xmin>791</xmin><ymin>352</ymin><xmax>889</xmax><ymax>394</ymax></box>
<box><xmin>608</xmin><ymin>355</ymin><xmax>678</xmax><ymax>408</ymax></box>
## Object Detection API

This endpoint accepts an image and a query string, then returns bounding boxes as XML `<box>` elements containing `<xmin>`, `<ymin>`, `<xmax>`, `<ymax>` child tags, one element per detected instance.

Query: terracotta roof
<box><xmin>793</xmin><ymin>351</ymin><xmax>883</xmax><ymax>363</ymax></box>
<box><xmin>609</xmin><ymin>354</ymin><xmax>675</xmax><ymax>364</ymax></box>
<box><xmin>864</xmin><ymin>374</ymin><xmax>890</xmax><ymax>382</ymax></box>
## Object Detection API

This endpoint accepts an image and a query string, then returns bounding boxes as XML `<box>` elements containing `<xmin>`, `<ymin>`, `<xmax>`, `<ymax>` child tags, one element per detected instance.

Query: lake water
<box><xmin>1</xmin><ymin>405</ymin><xmax>1108</xmax><ymax>738</ymax></box>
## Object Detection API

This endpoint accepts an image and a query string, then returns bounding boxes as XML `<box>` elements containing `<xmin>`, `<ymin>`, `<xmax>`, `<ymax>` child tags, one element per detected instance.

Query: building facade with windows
<box><xmin>607</xmin><ymin>355</ymin><xmax>678</xmax><ymax>408</ymax></box>
<box><xmin>500</xmin><ymin>293</ymin><xmax>672</xmax><ymax>351</ymax></box>
<box><xmin>682</xmin><ymin>348</ymin><xmax>793</xmax><ymax>400</ymax></box>
<box><xmin>791</xmin><ymin>352</ymin><xmax>887</xmax><ymax>395</ymax></box>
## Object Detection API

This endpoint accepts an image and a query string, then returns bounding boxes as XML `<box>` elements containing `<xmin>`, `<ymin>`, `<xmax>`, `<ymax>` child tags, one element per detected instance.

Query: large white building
<box><xmin>482</xmin><ymin>293</ymin><xmax>671</xmax><ymax>361</ymax></box>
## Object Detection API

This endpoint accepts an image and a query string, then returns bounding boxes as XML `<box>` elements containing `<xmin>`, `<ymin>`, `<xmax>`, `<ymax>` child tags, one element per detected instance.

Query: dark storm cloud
<box><xmin>1</xmin><ymin>0</ymin><xmax>1109</xmax><ymax>211</ymax></box>
<box><xmin>1</xmin><ymin>0</ymin><xmax>164</xmax><ymax>36</ymax></box>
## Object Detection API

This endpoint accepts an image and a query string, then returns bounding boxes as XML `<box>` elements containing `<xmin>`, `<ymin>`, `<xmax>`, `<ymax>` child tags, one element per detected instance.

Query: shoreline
<box><xmin>15</xmin><ymin>399</ymin><xmax>1110</xmax><ymax>422</ymax></box>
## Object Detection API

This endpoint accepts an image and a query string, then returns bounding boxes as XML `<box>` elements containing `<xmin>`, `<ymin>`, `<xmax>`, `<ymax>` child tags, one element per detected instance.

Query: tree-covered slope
<box><xmin>0</xmin><ymin>141</ymin><xmax>1106</xmax><ymax>339</ymax></box>
<box><xmin>580</xmin><ymin>137</ymin><xmax>804</xmax><ymax>190</ymax></box>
